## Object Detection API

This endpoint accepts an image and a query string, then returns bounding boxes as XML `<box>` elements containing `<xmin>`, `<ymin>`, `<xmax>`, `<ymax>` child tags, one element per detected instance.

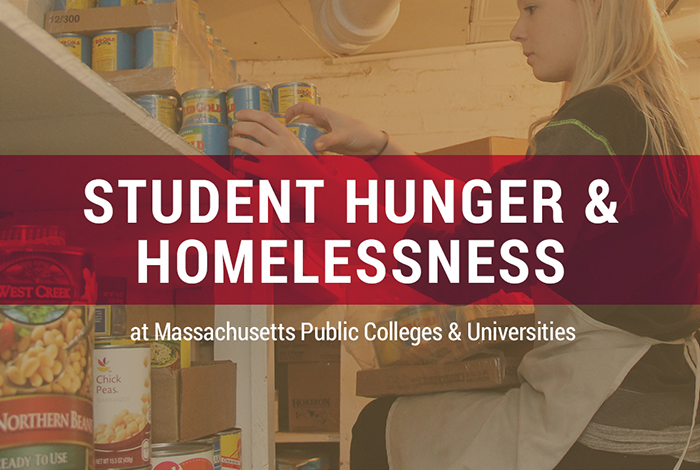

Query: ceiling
<box><xmin>198</xmin><ymin>0</ymin><xmax>700</xmax><ymax>61</ymax></box>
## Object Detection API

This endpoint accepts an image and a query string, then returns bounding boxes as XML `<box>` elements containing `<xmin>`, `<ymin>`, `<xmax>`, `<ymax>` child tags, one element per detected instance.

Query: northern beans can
<box><xmin>218</xmin><ymin>428</ymin><xmax>241</xmax><ymax>470</ymax></box>
<box><xmin>151</xmin><ymin>443</ymin><xmax>214</xmax><ymax>470</ymax></box>
<box><xmin>225</xmin><ymin>83</ymin><xmax>271</xmax><ymax>125</ymax></box>
<box><xmin>286</xmin><ymin>123</ymin><xmax>326</xmax><ymax>155</ymax></box>
<box><xmin>272</xmin><ymin>82</ymin><xmax>316</xmax><ymax>114</ymax></box>
<box><xmin>135</xmin><ymin>28</ymin><xmax>175</xmax><ymax>69</ymax></box>
<box><xmin>133</xmin><ymin>94</ymin><xmax>179</xmax><ymax>132</ymax></box>
<box><xmin>0</xmin><ymin>225</ymin><xmax>96</xmax><ymax>470</ymax></box>
<box><xmin>180</xmin><ymin>124</ymin><xmax>230</xmax><ymax>156</ymax></box>
<box><xmin>56</xmin><ymin>33</ymin><xmax>92</xmax><ymax>67</ymax></box>
<box><xmin>93</xmin><ymin>342</ymin><xmax>151</xmax><ymax>469</ymax></box>
<box><xmin>92</xmin><ymin>30</ymin><xmax>134</xmax><ymax>72</ymax></box>
<box><xmin>182</xmin><ymin>89</ymin><xmax>227</xmax><ymax>126</ymax></box>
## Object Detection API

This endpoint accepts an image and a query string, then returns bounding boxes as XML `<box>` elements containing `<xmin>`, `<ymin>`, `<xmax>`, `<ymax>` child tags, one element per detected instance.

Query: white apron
<box><xmin>386</xmin><ymin>287</ymin><xmax>700</xmax><ymax>470</ymax></box>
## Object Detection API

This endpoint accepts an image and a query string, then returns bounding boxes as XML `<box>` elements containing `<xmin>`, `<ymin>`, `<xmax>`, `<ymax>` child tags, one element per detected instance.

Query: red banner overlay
<box><xmin>0</xmin><ymin>155</ymin><xmax>697</xmax><ymax>306</ymax></box>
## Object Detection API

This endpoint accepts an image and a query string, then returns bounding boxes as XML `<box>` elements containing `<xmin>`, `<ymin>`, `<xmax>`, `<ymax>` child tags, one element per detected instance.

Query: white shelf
<box><xmin>0</xmin><ymin>0</ymin><xmax>199</xmax><ymax>155</ymax></box>
<box><xmin>275</xmin><ymin>432</ymin><xmax>340</xmax><ymax>444</ymax></box>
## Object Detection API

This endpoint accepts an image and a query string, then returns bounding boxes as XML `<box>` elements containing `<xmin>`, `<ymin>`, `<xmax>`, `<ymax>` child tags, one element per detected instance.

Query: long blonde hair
<box><xmin>531</xmin><ymin>0</ymin><xmax>700</xmax><ymax>238</ymax></box>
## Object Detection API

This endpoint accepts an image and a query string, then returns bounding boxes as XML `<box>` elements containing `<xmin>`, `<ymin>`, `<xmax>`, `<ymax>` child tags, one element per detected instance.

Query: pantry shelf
<box><xmin>0</xmin><ymin>0</ymin><xmax>197</xmax><ymax>155</ymax></box>
<box><xmin>275</xmin><ymin>432</ymin><xmax>341</xmax><ymax>444</ymax></box>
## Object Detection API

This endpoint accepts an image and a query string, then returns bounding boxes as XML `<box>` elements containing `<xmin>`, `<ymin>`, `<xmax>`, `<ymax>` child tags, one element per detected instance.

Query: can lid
<box><xmin>0</xmin><ymin>226</ymin><xmax>66</xmax><ymax>246</ymax></box>
<box><xmin>152</xmin><ymin>442</ymin><xmax>214</xmax><ymax>457</ymax></box>
<box><xmin>273</xmin><ymin>82</ymin><xmax>315</xmax><ymax>89</ymax></box>
<box><xmin>224</xmin><ymin>82</ymin><xmax>271</xmax><ymax>92</ymax></box>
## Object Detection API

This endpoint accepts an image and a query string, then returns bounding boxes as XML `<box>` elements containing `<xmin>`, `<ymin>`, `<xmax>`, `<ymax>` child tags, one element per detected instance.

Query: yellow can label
<box><xmin>276</xmin><ymin>85</ymin><xmax>315</xmax><ymax>114</ymax></box>
<box><xmin>92</xmin><ymin>34</ymin><xmax>118</xmax><ymax>72</ymax></box>
<box><xmin>183</xmin><ymin>132</ymin><xmax>206</xmax><ymax>152</ymax></box>
<box><xmin>66</xmin><ymin>0</ymin><xmax>95</xmax><ymax>8</ymax></box>
<box><xmin>155</xmin><ymin>98</ymin><xmax>178</xmax><ymax>131</ymax></box>
<box><xmin>259</xmin><ymin>90</ymin><xmax>271</xmax><ymax>113</ymax></box>
<box><xmin>58</xmin><ymin>36</ymin><xmax>83</xmax><ymax>60</ymax></box>
<box><xmin>153</xmin><ymin>30</ymin><xmax>175</xmax><ymax>68</ymax></box>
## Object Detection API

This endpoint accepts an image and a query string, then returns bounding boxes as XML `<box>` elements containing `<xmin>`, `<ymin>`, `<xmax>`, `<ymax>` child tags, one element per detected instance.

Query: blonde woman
<box><xmin>231</xmin><ymin>0</ymin><xmax>700</xmax><ymax>468</ymax></box>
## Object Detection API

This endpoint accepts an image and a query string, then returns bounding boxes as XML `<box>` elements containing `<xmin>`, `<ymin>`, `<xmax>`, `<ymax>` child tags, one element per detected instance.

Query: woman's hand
<box><xmin>286</xmin><ymin>102</ymin><xmax>388</xmax><ymax>156</ymax></box>
<box><xmin>229</xmin><ymin>109</ymin><xmax>311</xmax><ymax>155</ymax></box>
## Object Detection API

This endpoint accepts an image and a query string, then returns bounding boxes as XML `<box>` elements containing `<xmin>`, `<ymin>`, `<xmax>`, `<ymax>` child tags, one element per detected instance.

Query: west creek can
<box><xmin>286</xmin><ymin>122</ymin><xmax>326</xmax><ymax>155</ymax></box>
<box><xmin>93</xmin><ymin>341</ymin><xmax>151</xmax><ymax>470</ymax></box>
<box><xmin>92</xmin><ymin>30</ymin><xmax>134</xmax><ymax>72</ymax></box>
<box><xmin>0</xmin><ymin>225</ymin><xmax>96</xmax><ymax>470</ymax></box>
<box><xmin>135</xmin><ymin>27</ymin><xmax>175</xmax><ymax>69</ymax></box>
<box><xmin>182</xmin><ymin>89</ymin><xmax>227</xmax><ymax>126</ymax></box>
<box><xmin>225</xmin><ymin>83</ymin><xmax>271</xmax><ymax>125</ymax></box>
<box><xmin>190</xmin><ymin>435</ymin><xmax>221</xmax><ymax>470</ymax></box>
<box><xmin>133</xmin><ymin>94</ymin><xmax>179</xmax><ymax>132</ymax></box>
<box><xmin>180</xmin><ymin>124</ymin><xmax>230</xmax><ymax>156</ymax></box>
<box><xmin>151</xmin><ymin>443</ymin><xmax>214</xmax><ymax>470</ymax></box>
<box><xmin>98</xmin><ymin>0</ymin><xmax>135</xmax><ymax>6</ymax></box>
<box><xmin>56</xmin><ymin>33</ymin><xmax>92</xmax><ymax>67</ymax></box>
<box><xmin>272</xmin><ymin>82</ymin><xmax>316</xmax><ymax>114</ymax></box>
<box><xmin>218</xmin><ymin>428</ymin><xmax>241</xmax><ymax>470</ymax></box>
<box><xmin>52</xmin><ymin>0</ymin><xmax>95</xmax><ymax>10</ymax></box>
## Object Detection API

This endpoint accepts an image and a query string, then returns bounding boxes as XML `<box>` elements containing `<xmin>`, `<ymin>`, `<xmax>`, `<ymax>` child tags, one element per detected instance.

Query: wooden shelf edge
<box><xmin>275</xmin><ymin>432</ymin><xmax>340</xmax><ymax>444</ymax></box>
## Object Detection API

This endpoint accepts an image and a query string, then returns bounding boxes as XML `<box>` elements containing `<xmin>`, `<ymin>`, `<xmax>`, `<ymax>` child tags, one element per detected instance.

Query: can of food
<box><xmin>135</xmin><ymin>27</ymin><xmax>175</xmax><ymax>69</ymax></box>
<box><xmin>93</xmin><ymin>341</ymin><xmax>151</xmax><ymax>469</ymax></box>
<box><xmin>270</xmin><ymin>112</ymin><xmax>286</xmax><ymax>125</ymax></box>
<box><xmin>198</xmin><ymin>12</ymin><xmax>206</xmax><ymax>35</ymax></box>
<box><xmin>146</xmin><ymin>339</ymin><xmax>190</xmax><ymax>370</ymax></box>
<box><xmin>56</xmin><ymin>33</ymin><xmax>92</xmax><ymax>67</ymax></box>
<box><xmin>286</xmin><ymin>122</ymin><xmax>326</xmax><ymax>155</ymax></box>
<box><xmin>0</xmin><ymin>225</ymin><xmax>96</xmax><ymax>470</ymax></box>
<box><xmin>229</xmin><ymin>60</ymin><xmax>237</xmax><ymax>79</ymax></box>
<box><xmin>180</xmin><ymin>124</ymin><xmax>230</xmax><ymax>156</ymax></box>
<box><xmin>133</xmin><ymin>94</ymin><xmax>179</xmax><ymax>132</ymax></box>
<box><xmin>214</xmin><ymin>37</ymin><xmax>223</xmax><ymax>55</ymax></box>
<box><xmin>190</xmin><ymin>435</ymin><xmax>221</xmax><ymax>470</ymax></box>
<box><xmin>53</xmin><ymin>0</ymin><xmax>95</xmax><ymax>10</ymax></box>
<box><xmin>225</xmin><ymin>83</ymin><xmax>271</xmax><ymax>125</ymax></box>
<box><xmin>92</xmin><ymin>30</ymin><xmax>134</xmax><ymax>72</ymax></box>
<box><xmin>205</xmin><ymin>26</ymin><xmax>214</xmax><ymax>55</ymax></box>
<box><xmin>98</xmin><ymin>0</ymin><xmax>135</xmax><ymax>6</ymax></box>
<box><xmin>272</xmin><ymin>82</ymin><xmax>316</xmax><ymax>114</ymax></box>
<box><xmin>218</xmin><ymin>428</ymin><xmax>241</xmax><ymax>470</ymax></box>
<box><xmin>182</xmin><ymin>89</ymin><xmax>227</xmax><ymax>126</ymax></box>
<box><xmin>151</xmin><ymin>443</ymin><xmax>214</xmax><ymax>470</ymax></box>
<box><xmin>136</xmin><ymin>0</ymin><xmax>175</xmax><ymax>3</ymax></box>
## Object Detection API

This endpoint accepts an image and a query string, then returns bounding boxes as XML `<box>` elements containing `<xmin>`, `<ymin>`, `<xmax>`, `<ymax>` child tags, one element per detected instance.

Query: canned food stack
<box><xmin>47</xmin><ymin>0</ymin><xmax>238</xmax><ymax>115</ymax></box>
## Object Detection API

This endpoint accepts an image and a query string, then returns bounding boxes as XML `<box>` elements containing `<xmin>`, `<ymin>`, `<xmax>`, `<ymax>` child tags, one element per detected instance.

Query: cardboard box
<box><xmin>97</xmin><ymin>67</ymin><xmax>177</xmax><ymax>97</ymax></box>
<box><xmin>276</xmin><ymin>338</ymin><xmax>340</xmax><ymax>364</ymax></box>
<box><xmin>287</xmin><ymin>362</ymin><xmax>340</xmax><ymax>433</ymax></box>
<box><xmin>356</xmin><ymin>356</ymin><xmax>521</xmax><ymax>398</ymax></box>
<box><xmin>44</xmin><ymin>3</ymin><xmax>177</xmax><ymax>36</ymax></box>
<box><xmin>151</xmin><ymin>360</ymin><xmax>236</xmax><ymax>442</ymax></box>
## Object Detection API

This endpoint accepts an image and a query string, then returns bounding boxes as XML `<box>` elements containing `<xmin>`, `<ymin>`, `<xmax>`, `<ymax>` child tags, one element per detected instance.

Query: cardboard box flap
<box><xmin>151</xmin><ymin>367</ymin><xmax>179</xmax><ymax>443</ymax></box>
<box><xmin>179</xmin><ymin>361</ymin><xmax>237</xmax><ymax>441</ymax></box>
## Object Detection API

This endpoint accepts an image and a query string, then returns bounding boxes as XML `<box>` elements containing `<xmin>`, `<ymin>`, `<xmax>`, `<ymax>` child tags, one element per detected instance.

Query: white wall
<box><xmin>237</xmin><ymin>44</ymin><xmax>700</xmax><ymax>154</ymax></box>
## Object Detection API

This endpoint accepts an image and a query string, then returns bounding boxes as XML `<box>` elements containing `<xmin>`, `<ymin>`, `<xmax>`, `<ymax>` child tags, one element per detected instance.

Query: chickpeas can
<box><xmin>272</xmin><ymin>82</ymin><xmax>316</xmax><ymax>114</ymax></box>
<box><xmin>218</xmin><ymin>428</ymin><xmax>241</xmax><ymax>470</ymax></box>
<box><xmin>151</xmin><ymin>443</ymin><xmax>214</xmax><ymax>470</ymax></box>
<box><xmin>0</xmin><ymin>226</ymin><xmax>96</xmax><ymax>470</ymax></box>
<box><xmin>93</xmin><ymin>342</ymin><xmax>151</xmax><ymax>470</ymax></box>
